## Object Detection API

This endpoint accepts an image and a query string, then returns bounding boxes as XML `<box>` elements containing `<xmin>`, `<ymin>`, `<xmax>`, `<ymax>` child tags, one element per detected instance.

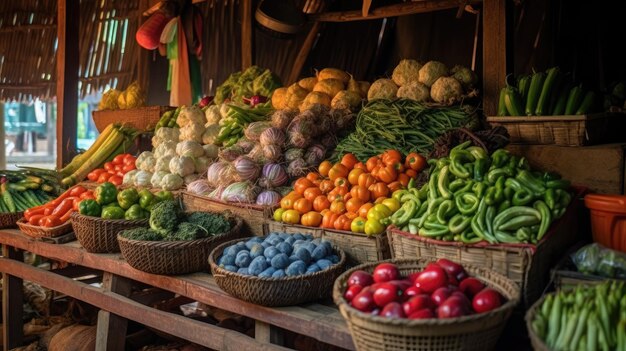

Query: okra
<box><xmin>565</xmin><ymin>85</ymin><xmax>584</xmax><ymax>115</ymax></box>
<box><xmin>526</xmin><ymin>72</ymin><xmax>546</xmax><ymax>116</ymax></box>
<box><xmin>576</xmin><ymin>91</ymin><xmax>596</xmax><ymax>115</ymax></box>
<box><xmin>536</xmin><ymin>67</ymin><xmax>560</xmax><ymax>115</ymax></box>
<box><xmin>497</xmin><ymin>88</ymin><xmax>508</xmax><ymax>116</ymax></box>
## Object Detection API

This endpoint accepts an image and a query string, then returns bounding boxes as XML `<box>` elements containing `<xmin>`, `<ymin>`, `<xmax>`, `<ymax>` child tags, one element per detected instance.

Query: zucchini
<box><xmin>535</xmin><ymin>67</ymin><xmax>560</xmax><ymax>116</ymax></box>
<box><xmin>552</xmin><ymin>84</ymin><xmax>572</xmax><ymax>115</ymax></box>
<box><xmin>525</xmin><ymin>72</ymin><xmax>546</xmax><ymax>116</ymax></box>
<box><xmin>497</xmin><ymin>88</ymin><xmax>508</xmax><ymax>116</ymax></box>
<box><xmin>575</xmin><ymin>91</ymin><xmax>596</xmax><ymax>115</ymax></box>
<box><xmin>565</xmin><ymin>85</ymin><xmax>584</xmax><ymax>115</ymax></box>
<box><xmin>517</xmin><ymin>75</ymin><xmax>531</xmax><ymax>101</ymax></box>
<box><xmin>503</xmin><ymin>86</ymin><xmax>524</xmax><ymax>116</ymax></box>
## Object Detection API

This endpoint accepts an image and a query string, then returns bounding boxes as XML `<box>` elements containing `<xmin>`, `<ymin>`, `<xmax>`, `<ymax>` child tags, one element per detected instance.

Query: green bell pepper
<box><xmin>125</xmin><ymin>204</ymin><xmax>146</xmax><ymax>220</ymax></box>
<box><xmin>78</xmin><ymin>199</ymin><xmax>101</xmax><ymax>217</ymax></box>
<box><xmin>138</xmin><ymin>189</ymin><xmax>155</xmax><ymax>210</ymax></box>
<box><xmin>101</xmin><ymin>205</ymin><xmax>125</xmax><ymax>220</ymax></box>
<box><xmin>94</xmin><ymin>182</ymin><xmax>118</xmax><ymax>205</ymax></box>
<box><xmin>154</xmin><ymin>190</ymin><xmax>174</xmax><ymax>202</ymax></box>
<box><xmin>117</xmin><ymin>188</ymin><xmax>139</xmax><ymax>210</ymax></box>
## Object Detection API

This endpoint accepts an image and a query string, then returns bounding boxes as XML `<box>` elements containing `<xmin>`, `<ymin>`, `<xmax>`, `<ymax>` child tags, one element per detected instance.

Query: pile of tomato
<box><xmin>86</xmin><ymin>153</ymin><xmax>136</xmax><ymax>186</ymax></box>
<box><xmin>273</xmin><ymin>150</ymin><xmax>427</xmax><ymax>236</ymax></box>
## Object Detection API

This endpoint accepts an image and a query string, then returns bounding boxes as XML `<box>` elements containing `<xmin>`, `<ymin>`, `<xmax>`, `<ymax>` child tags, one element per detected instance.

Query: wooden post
<box><xmin>255</xmin><ymin>321</ymin><xmax>284</xmax><ymax>346</ymax></box>
<box><xmin>56</xmin><ymin>0</ymin><xmax>79</xmax><ymax>168</ymax></box>
<box><xmin>241</xmin><ymin>0</ymin><xmax>253</xmax><ymax>69</ymax></box>
<box><xmin>287</xmin><ymin>22</ymin><xmax>321</xmax><ymax>85</ymax></box>
<box><xmin>0</xmin><ymin>103</ymin><xmax>5</xmax><ymax>169</ymax></box>
<box><xmin>2</xmin><ymin>245</ymin><xmax>24</xmax><ymax>351</ymax></box>
<box><xmin>95</xmin><ymin>273</ymin><xmax>133</xmax><ymax>351</ymax></box>
<box><xmin>482</xmin><ymin>0</ymin><xmax>511</xmax><ymax>116</ymax></box>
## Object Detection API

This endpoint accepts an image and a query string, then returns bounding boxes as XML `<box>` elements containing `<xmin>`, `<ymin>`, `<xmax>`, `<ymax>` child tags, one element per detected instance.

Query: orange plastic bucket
<box><xmin>584</xmin><ymin>194</ymin><xmax>626</xmax><ymax>253</ymax></box>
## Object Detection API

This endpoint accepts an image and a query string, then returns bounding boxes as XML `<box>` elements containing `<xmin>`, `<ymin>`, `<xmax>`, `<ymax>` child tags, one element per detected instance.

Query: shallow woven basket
<box><xmin>0</xmin><ymin>212</ymin><xmax>23</xmax><ymax>229</ymax></box>
<box><xmin>525</xmin><ymin>294</ymin><xmax>550</xmax><ymax>351</ymax></box>
<box><xmin>117</xmin><ymin>214</ymin><xmax>243</xmax><ymax>275</ymax></box>
<box><xmin>209</xmin><ymin>237</ymin><xmax>347</xmax><ymax>307</ymax></box>
<box><xmin>16</xmin><ymin>218</ymin><xmax>73</xmax><ymax>238</ymax></box>
<box><xmin>333</xmin><ymin>259</ymin><xmax>520</xmax><ymax>351</ymax></box>
<box><xmin>71</xmin><ymin>212</ymin><xmax>148</xmax><ymax>253</ymax></box>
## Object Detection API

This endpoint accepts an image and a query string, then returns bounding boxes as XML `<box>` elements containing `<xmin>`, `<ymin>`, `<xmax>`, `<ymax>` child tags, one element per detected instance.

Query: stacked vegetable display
<box><xmin>529</xmin><ymin>281</ymin><xmax>626</xmax><ymax>351</ymax></box>
<box><xmin>23</xmin><ymin>185</ymin><xmax>92</xmax><ymax>227</ymax></box>
<box><xmin>273</xmin><ymin>150</ymin><xmax>427</xmax><ymax>236</ymax></box>
<box><xmin>214</xmin><ymin>65</ymin><xmax>282</xmax><ymax>105</ymax></box>
<box><xmin>390</xmin><ymin>142</ymin><xmax>571</xmax><ymax>244</ymax></box>
<box><xmin>0</xmin><ymin>169</ymin><xmax>59</xmax><ymax>214</ymax></box>
<box><xmin>498</xmin><ymin>67</ymin><xmax>597</xmax><ymax>116</ymax></box>
<box><xmin>86</xmin><ymin>153</ymin><xmax>137</xmax><ymax>186</ymax></box>
<box><xmin>342</xmin><ymin>259</ymin><xmax>506</xmax><ymax>319</ymax></box>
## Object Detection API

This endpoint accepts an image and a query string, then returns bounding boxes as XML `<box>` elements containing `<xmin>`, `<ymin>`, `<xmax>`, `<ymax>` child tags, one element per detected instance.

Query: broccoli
<box><xmin>169</xmin><ymin>222</ymin><xmax>205</xmax><ymax>241</ymax></box>
<box><xmin>120</xmin><ymin>227</ymin><xmax>162</xmax><ymax>241</ymax></box>
<box><xmin>149</xmin><ymin>200</ymin><xmax>181</xmax><ymax>236</ymax></box>
<box><xmin>185</xmin><ymin>212</ymin><xmax>230</xmax><ymax>236</ymax></box>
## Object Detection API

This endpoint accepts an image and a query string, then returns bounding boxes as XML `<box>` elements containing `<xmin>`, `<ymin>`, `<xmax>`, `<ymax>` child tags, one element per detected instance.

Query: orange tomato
<box><xmin>358</xmin><ymin>203</ymin><xmax>374</xmax><ymax>218</ymax></box>
<box><xmin>303</xmin><ymin>187</ymin><xmax>322</xmax><ymax>202</ymax></box>
<box><xmin>328</xmin><ymin>163</ymin><xmax>349</xmax><ymax>181</ymax></box>
<box><xmin>333</xmin><ymin>215</ymin><xmax>352</xmax><ymax>231</ymax></box>
<box><xmin>382</xmin><ymin>150</ymin><xmax>402</xmax><ymax>166</ymax></box>
<box><xmin>366</xmin><ymin>156</ymin><xmax>381</xmax><ymax>172</ymax></box>
<box><xmin>294</xmin><ymin>178</ymin><xmax>314</xmax><ymax>195</ymax></box>
<box><xmin>114</xmin><ymin>164</ymin><xmax>123</xmax><ymax>172</ymax></box>
<box><xmin>376</xmin><ymin>164</ymin><xmax>398</xmax><ymax>183</ymax></box>
<box><xmin>319</xmin><ymin>180</ymin><xmax>334</xmax><ymax>194</ymax></box>
<box><xmin>293</xmin><ymin>198</ymin><xmax>313</xmax><ymax>214</ymax></box>
<box><xmin>348</xmin><ymin>168</ymin><xmax>365</xmax><ymax>185</ymax></box>
<box><xmin>405</xmin><ymin>169</ymin><xmax>418</xmax><ymax>179</ymax></box>
<box><xmin>345</xmin><ymin>198</ymin><xmax>364</xmax><ymax>213</ymax></box>
<box><xmin>122</xmin><ymin>164</ymin><xmax>136</xmax><ymax>173</ymax></box>
<box><xmin>327</xmin><ymin>190</ymin><xmax>343</xmax><ymax>203</ymax></box>
<box><xmin>320</xmin><ymin>209</ymin><xmax>330</xmax><ymax>217</ymax></box>
<box><xmin>313</xmin><ymin>195</ymin><xmax>331</xmax><ymax>212</ymax></box>
<box><xmin>354</xmin><ymin>162</ymin><xmax>367</xmax><ymax>171</ymax></box>
<box><xmin>123</xmin><ymin>154</ymin><xmax>137</xmax><ymax>166</ymax></box>
<box><xmin>343</xmin><ymin>192</ymin><xmax>352</xmax><ymax>202</ymax></box>
<box><xmin>392</xmin><ymin>162</ymin><xmax>405</xmax><ymax>173</ymax></box>
<box><xmin>318</xmin><ymin>161</ymin><xmax>333</xmax><ymax>177</ymax></box>
<box><xmin>330</xmin><ymin>200</ymin><xmax>346</xmax><ymax>214</ymax></box>
<box><xmin>286</xmin><ymin>191</ymin><xmax>301</xmax><ymax>199</ymax></box>
<box><xmin>335</xmin><ymin>185</ymin><xmax>349</xmax><ymax>196</ymax></box>
<box><xmin>387</xmin><ymin>181</ymin><xmax>403</xmax><ymax>192</ymax></box>
<box><xmin>334</xmin><ymin>177</ymin><xmax>349</xmax><ymax>188</ymax></box>
<box><xmin>369</xmin><ymin>182</ymin><xmax>390</xmax><ymax>200</ymax></box>
<box><xmin>397</xmin><ymin>173</ymin><xmax>410</xmax><ymax>187</ymax></box>
<box><xmin>375</xmin><ymin>197</ymin><xmax>387</xmax><ymax>204</ymax></box>
<box><xmin>340</xmin><ymin>153</ymin><xmax>359</xmax><ymax>170</ymax></box>
<box><xmin>350</xmin><ymin>185</ymin><xmax>371</xmax><ymax>202</ymax></box>
<box><xmin>322</xmin><ymin>212</ymin><xmax>340</xmax><ymax>229</ymax></box>
<box><xmin>345</xmin><ymin>212</ymin><xmax>358</xmax><ymax>220</ymax></box>
<box><xmin>306</xmin><ymin>172</ymin><xmax>320</xmax><ymax>183</ymax></box>
<box><xmin>405</xmin><ymin>152</ymin><xmax>427</xmax><ymax>172</ymax></box>
<box><xmin>280</xmin><ymin>194</ymin><xmax>301</xmax><ymax>209</ymax></box>
<box><xmin>301</xmin><ymin>211</ymin><xmax>323</xmax><ymax>227</ymax></box>
<box><xmin>358</xmin><ymin>173</ymin><xmax>377</xmax><ymax>189</ymax></box>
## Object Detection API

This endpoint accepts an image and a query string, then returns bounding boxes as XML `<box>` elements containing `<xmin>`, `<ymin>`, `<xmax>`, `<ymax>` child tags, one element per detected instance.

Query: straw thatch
<box><xmin>0</xmin><ymin>0</ymin><xmax>141</xmax><ymax>102</ymax></box>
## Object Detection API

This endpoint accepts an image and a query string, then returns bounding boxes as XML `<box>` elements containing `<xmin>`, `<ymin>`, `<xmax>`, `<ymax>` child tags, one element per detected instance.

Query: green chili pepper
<box><xmin>546</xmin><ymin>179</ymin><xmax>571</xmax><ymax>190</ymax></box>
<box><xmin>485</xmin><ymin>187</ymin><xmax>498</xmax><ymax>206</ymax></box>
<box><xmin>497</xmin><ymin>88</ymin><xmax>508</xmax><ymax>116</ymax></box>
<box><xmin>449</xmin><ymin>160</ymin><xmax>471</xmax><ymax>179</ymax></box>
<box><xmin>517</xmin><ymin>157</ymin><xmax>530</xmax><ymax>171</ymax></box>
<box><xmin>437</xmin><ymin>165</ymin><xmax>452</xmax><ymax>199</ymax></box>
<box><xmin>498</xmin><ymin>215</ymin><xmax>541</xmax><ymax>232</ymax></box>
<box><xmin>417</xmin><ymin>183</ymin><xmax>429</xmax><ymax>201</ymax></box>
<box><xmin>534</xmin><ymin>200</ymin><xmax>552</xmax><ymax>240</ymax></box>
<box><xmin>542</xmin><ymin>172</ymin><xmax>561</xmax><ymax>182</ymax></box>
<box><xmin>470</xmin><ymin>198</ymin><xmax>488</xmax><ymax>241</ymax></box>
<box><xmin>407</xmin><ymin>178</ymin><xmax>416</xmax><ymax>190</ymax></box>
<box><xmin>505</xmin><ymin>178</ymin><xmax>523</xmax><ymax>191</ymax></box>
<box><xmin>526</xmin><ymin>72</ymin><xmax>546</xmax><ymax>116</ymax></box>
<box><xmin>448</xmin><ymin>214</ymin><xmax>471</xmax><ymax>234</ymax></box>
<box><xmin>518</xmin><ymin>75</ymin><xmax>532</xmax><ymax>101</ymax></box>
<box><xmin>390</xmin><ymin>200</ymin><xmax>419</xmax><ymax>227</ymax></box>
<box><xmin>498</xmin><ymin>199</ymin><xmax>511</xmax><ymax>213</ymax></box>
<box><xmin>467</xmin><ymin>146</ymin><xmax>488</xmax><ymax>160</ymax></box>
<box><xmin>504</xmin><ymin>85</ymin><xmax>524</xmax><ymax>116</ymax></box>
<box><xmin>485</xmin><ymin>205</ymin><xmax>496</xmax><ymax>242</ymax></box>
<box><xmin>461</xmin><ymin>230</ymin><xmax>483</xmax><ymax>244</ymax></box>
<box><xmin>492</xmin><ymin>206</ymin><xmax>541</xmax><ymax>233</ymax></box>
<box><xmin>503</xmin><ymin>187</ymin><xmax>514</xmax><ymax>201</ymax></box>
<box><xmin>556</xmin><ymin>189</ymin><xmax>571</xmax><ymax>209</ymax></box>
<box><xmin>426</xmin><ymin>197</ymin><xmax>445</xmax><ymax>217</ymax></box>
<box><xmin>408</xmin><ymin>223</ymin><xmax>418</xmax><ymax>235</ymax></box>
<box><xmin>455</xmin><ymin>192</ymin><xmax>479</xmax><ymax>215</ymax></box>
<box><xmin>486</xmin><ymin>167</ymin><xmax>513</xmax><ymax>184</ymax></box>
<box><xmin>436</xmin><ymin>199</ymin><xmax>456</xmax><ymax>224</ymax></box>
<box><xmin>515</xmin><ymin>227</ymin><xmax>532</xmax><ymax>242</ymax></box>
<box><xmin>473</xmin><ymin>158</ymin><xmax>488</xmax><ymax>181</ymax></box>
<box><xmin>491</xmin><ymin>149</ymin><xmax>510</xmax><ymax>168</ymax></box>
<box><xmin>428</xmin><ymin>171</ymin><xmax>439</xmax><ymax>201</ymax></box>
<box><xmin>513</xmin><ymin>188</ymin><xmax>534</xmax><ymax>206</ymax></box>
<box><xmin>494</xmin><ymin>230</ymin><xmax>521</xmax><ymax>243</ymax></box>
<box><xmin>435</xmin><ymin>158</ymin><xmax>450</xmax><ymax>170</ymax></box>
<box><xmin>419</xmin><ymin>225</ymin><xmax>450</xmax><ymax>238</ymax></box>
<box><xmin>449</xmin><ymin>179</ymin><xmax>466</xmax><ymax>193</ymax></box>
<box><xmin>545</xmin><ymin>188</ymin><xmax>557</xmax><ymax>210</ymax></box>
<box><xmin>454</xmin><ymin>180</ymin><xmax>474</xmax><ymax>195</ymax></box>
<box><xmin>516</xmin><ymin>170</ymin><xmax>546</xmax><ymax>195</ymax></box>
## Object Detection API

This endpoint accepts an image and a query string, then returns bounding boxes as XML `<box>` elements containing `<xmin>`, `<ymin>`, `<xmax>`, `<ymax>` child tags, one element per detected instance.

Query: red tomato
<box><xmin>351</xmin><ymin>289</ymin><xmax>376</xmax><ymax>312</ymax></box>
<box><xmin>459</xmin><ymin>277</ymin><xmax>485</xmax><ymax>299</ymax></box>
<box><xmin>114</xmin><ymin>164</ymin><xmax>123</xmax><ymax>172</ymax></box>
<box><xmin>343</xmin><ymin>285</ymin><xmax>363</xmax><ymax>303</ymax></box>
<box><xmin>103</xmin><ymin>162</ymin><xmax>115</xmax><ymax>171</ymax></box>
<box><xmin>402</xmin><ymin>294</ymin><xmax>436</xmax><ymax>316</ymax></box>
<box><xmin>122</xmin><ymin>164</ymin><xmax>136</xmax><ymax>172</ymax></box>
<box><xmin>373</xmin><ymin>283</ymin><xmax>400</xmax><ymax>307</ymax></box>
<box><xmin>347</xmin><ymin>270</ymin><xmax>374</xmax><ymax>288</ymax></box>
<box><xmin>437</xmin><ymin>295</ymin><xmax>470</xmax><ymax>318</ymax></box>
<box><xmin>372</xmin><ymin>263</ymin><xmax>400</xmax><ymax>283</ymax></box>
<box><xmin>107</xmin><ymin>170</ymin><xmax>116</xmax><ymax>175</ymax></box>
<box><xmin>379</xmin><ymin>302</ymin><xmax>405</xmax><ymax>318</ymax></box>
<box><xmin>436</xmin><ymin>258</ymin><xmax>468</xmax><ymax>282</ymax></box>
<box><xmin>414</xmin><ymin>263</ymin><xmax>448</xmax><ymax>293</ymax></box>
<box><xmin>109</xmin><ymin>175</ymin><xmax>123</xmax><ymax>186</ymax></box>
<box><xmin>408</xmin><ymin>309</ymin><xmax>435</xmax><ymax>319</ymax></box>
<box><xmin>87</xmin><ymin>169</ymin><xmax>105</xmax><ymax>182</ymax></box>
<box><xmin>69</xmin><ymin>186</ymin><xmax>87</xmax><ymax>197</ymax></box>
<box><xmin>472</xmin><ymin>288</ymin><xmax>502</xmax><ymax>313</ymax></box>
<box><xmin>112</xmin><ymin>154</ymin><xmax>126</xmax><ymax>165</ymax></box>
<box><xmin>80</xmin><ymin>192</ymin><xmax>95</xmax><ymax>200</ymax></box>
<box><xmin>97</xmin><ymin>172</ymin><xmax>112</xmax><ymax>183</ymax></box>
<box><xmin>123</xmin><ymin>154</ymin><xmax>136</xmax><ymax>166</ymax></box>
<box><xmin>116</xmin><ymin>171</ymin><xmax>125</xmax><ymax>178</ymax></box>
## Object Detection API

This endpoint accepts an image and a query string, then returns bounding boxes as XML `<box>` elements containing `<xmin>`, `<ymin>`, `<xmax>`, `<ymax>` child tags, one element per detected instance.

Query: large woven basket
<box><xmin>71</xmin><ymin>212</ymin><xmax>148</xmax><ymax>253</ymax></box>
<box><xmin>333</xmin><ymin>259</ymin><xmax>520</xmax><ymax>351</ymax></box>
<box><xmin>92</xmin><ymin>105</ymin><xmax>173</xmax><ymax>133</ymax></box>
<box><xmin>524</xmin><ymin>294</ymin><xmax>551</xmax><ymax>351</ymax></box>
<box><xmin>16</xmin><ymin>218</ymin><xmax>73</xmax><ymax>238</ymax></box>
<box><xmin>0</xmin><ymin>212</ymin><xmax>23</xmax><ymax>229</ymax></box>
<box><xmin>209</xmin><ymin>237</ymin><xmax>347</xmax><ymax>306</ymax></box>
<box><xmin>117</xmin><ymin>214</ymin><xmax>243</xmax><ymax>275</ymax></box>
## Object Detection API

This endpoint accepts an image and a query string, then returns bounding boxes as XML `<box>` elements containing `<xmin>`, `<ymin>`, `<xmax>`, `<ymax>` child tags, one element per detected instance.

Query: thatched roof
<box><xmin>0</xmin><ymin>0</ymin><xmax>141</xmax><ymax>102</ymax></box>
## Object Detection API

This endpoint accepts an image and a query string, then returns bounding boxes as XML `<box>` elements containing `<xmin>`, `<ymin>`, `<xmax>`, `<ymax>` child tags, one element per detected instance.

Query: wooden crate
<box><xmin>181</xmin><ymin>192</ymin><xmax>273</xmax><ymax>237</ymax></box>
<box><xmin>388</xmin><ymin>188</ymin><xmax>585</xmax><ymax>308</ymax></box>
<box><xmin>486</xmin><ymin>113</ymin><xmax>626</xmax><ymax>146</ymax></box>
<box><xmin>267</xmin><ymin>221</ymin><xmax>390</xmax><ymax>265</ymax></box>
<box><xmin>93</xmin><ymin>105</ymin><xmax>173</xmax><ymax>133</ymax></box>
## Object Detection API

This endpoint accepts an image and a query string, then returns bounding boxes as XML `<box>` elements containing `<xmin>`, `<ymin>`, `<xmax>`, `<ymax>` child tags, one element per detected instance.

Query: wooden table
<box><xmin>0</xmin><ymin>229</ymin><xmax>355</xmax><ymax>351</ymax></box>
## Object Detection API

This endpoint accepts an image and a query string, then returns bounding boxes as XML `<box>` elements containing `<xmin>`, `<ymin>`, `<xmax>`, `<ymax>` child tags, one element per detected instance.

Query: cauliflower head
<box><xmin>169</xmin><ymin>155</ymin><xmax>196</xmax><ymax>177</ymax></box>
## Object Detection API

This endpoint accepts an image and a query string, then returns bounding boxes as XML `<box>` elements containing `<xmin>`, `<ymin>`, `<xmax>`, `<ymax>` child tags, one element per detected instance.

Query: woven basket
<box><xmin>71</xmin><ymin>212</ymin><xmax>148</xmax><ymax>253</ymax></box>
<box><xmin>181</xmin><ymin>191</ymin><xmax>274</xmax><ymax>236</ymax></box>
<box><xmin>333</xmin><ymin>259</ymin><xmax>520</xmax><ymax>351</ymax></box>
<box><xmin>92</xmin><ymin>105</ymin><xmax>173</xmax><ymax>133</ymax></box>
<box><xmin>117</xmin><ymin>214</ymin><xmax>244</xmax><ymax>275</ymax></box>
<box><xmin>0</xmin><ymin>212</ymin><xmax>23</xmax><ymax>229</ymax></box>
<box><xmin>525</xmin><ymin>294</ymin><xmax>550</xmax><ymax>351</ymax></box>
<box><xmin>267</xmin><ymin>221</ymin><xmax>390</xmax><ymax>265</ymax></box>
<box><xmin>16</xmin><ymin>218</ymin><xmax>73</xmax><ymax>238</ymax></box>
<box><xmin>209</xmin><ymin>237</ymin><xmax>347</xmax><ymax>306</ymax></box>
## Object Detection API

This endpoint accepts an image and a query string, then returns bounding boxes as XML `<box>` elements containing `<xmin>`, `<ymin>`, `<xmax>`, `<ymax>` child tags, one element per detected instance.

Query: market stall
<box><xmin>2</xmin><ymin>0</ymin><xmax>626</xmax><ymax>351</ymax></box>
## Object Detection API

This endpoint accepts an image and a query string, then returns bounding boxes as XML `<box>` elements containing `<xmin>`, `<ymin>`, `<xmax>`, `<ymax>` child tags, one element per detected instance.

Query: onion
<box><xmin>236</xmin><ymin>139</ymin><xmax>256</xmax><ymax>154</ymax></box>
<box><xmin>221</xmin><ymin>181</ymin><xmax>259</xmax><ymax>203</ymax></box>
<box><xmin>244</xmin><ymin>121</ymin><xmax>272</xmax><ymax>141</ymax></box>
<box><xmin>271</xmin><ymin>109</ymin><xmax>296</xmax><ymax>130</ymax></box>
<box><xmin>319</xmin><ymin>134</ymin><xmax>337</xmax><ymax>149</ymax></box>
<box><xmin>289</xmin><ymin>131</ymin><xmax>312</xmax><ymax>148</ymax></box>
<box><xmin>207</xmin><ymin>161</ymin><xmax>237</xmax><ymax>187</ymax></box>
<box><xmin>256</xmin><ymin>190</ymin><xmax>282</xmax><ymax>206</ymax></box>
<box><xmin>284</xmin><ymin>148</ymin><xmax>304</xmax><ymax>163</ymax></box>
<box><xmin>288</xmin><ymin>115</ymin><xmax>316</xmax><ymax>136</ymax></box>
<box><xmin>304</xmin><ymin>144</ymin><xmax>326</xmax><ymax>166</ymax></box>
<box><xmin>247</xmin><ymin>143</ymin><xmax>266</xmax><ymax>163</ymax></box>
<box><xmin>263</xmin><ymin>144</ymin><xmax>282</xmax><ymax>162</ymax></box>
<box><xmin>287</xmin><ymin>158</ymin><xmax>309</xmax><ymax>178</ymax></box>
<box><xmin>260</xmin><ymin>163</ymin><xmax>288</xmax><ymax>188</ymax></box>
<box><xmin>259</xmin><ymin>127</ymin><xmax>286</xmax><ymax>146</ymax></box>
<box><xmin>233</xmin><ymin>156</ymin><xmax>260</xmax><ymax>181</ymax></box>
<box><xmin>187</xmin><ymin>179</ymin><xmax>213</xmax><ymax>195</ymax></box>
<box><xmin>219</xmin><ymin>145</ymin><xmax>244</xmax><ymax>162</ymax></box>
<box><xmin>208</xmin><ymin>185</ymin><xmax>225</xmax><ymax>200</ymax></box>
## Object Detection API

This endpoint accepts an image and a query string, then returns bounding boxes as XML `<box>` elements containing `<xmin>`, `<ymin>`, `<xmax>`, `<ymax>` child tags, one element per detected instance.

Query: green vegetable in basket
<box><xmin>78</xmin><ymin>199</ymin><xmax>101</xmax><ymax>217</ymax></box>
<box><xmin>117</xmin><ymin>188</ymin><xmax>139</xmax><ymax>210</ymax></box>
<box><xmin>101</xmin><ymin>205</ymin><xmax>125</xmax><ymax>220</ymax></box>
<box><xmin>94</xmin><ymin>182</ymin><xmax>117</xmax><ymax>205</ymax></box>
<box><xmin>154</xmin><ymin>190</ymin><xmax>174</xmax><ymax>203</ymax></box>
<box><xmin>149</xmin><ymin>200</ymin><xmax>180</xmax><ymax>235</ymax></box>
<box><xmin>138</xmin><ymin>189</ymin><xmax>155</xmax><ymax>210</ymax></box>
<box><xmin>125</xmin><ymin>204</ymin><xmax>146</xmax><ymax>220</ymax></box>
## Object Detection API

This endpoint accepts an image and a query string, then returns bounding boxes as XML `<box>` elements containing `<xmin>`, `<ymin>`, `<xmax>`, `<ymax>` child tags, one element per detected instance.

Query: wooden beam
<box><xmin>0</xmin><ymin>104</ymin><xmax>5</xmax><ymax>169</ymax></box>
<box><xmin>255</xmin><ymin>321</ymin><xmax>284</xmax><ymax>345</ymax></box>
<box><xmin>311</xmin><ymin>0</ymin><xmax>482</xmax><ymax>22</ymax></box>
<box><xmin>2</xmin><ymin>246</ymin><xmax>24</xmax><ymax>351</ymax></box>
<box><xmin>287</xmin><ymin>22</ymin><xmax>321</xmax><ymax>85</ymax></box>
<box><xmin>96</xmin><ymin>273</ymin><xmax>133</xmax><ymax>351</ymax></box>
<box><xmin>56</xmin><ymin>0</ymin><xmax>79</xmax><ymax>168</ymax></box>
<box><xmin>482</xmin><ymin>0</ymin><xmax>511</xmax><ymax>115</ymax></box>
<box><xmin>241</xmin><ymin>0</ymin><xmax>253</xmax><ymax>69</ymax></box>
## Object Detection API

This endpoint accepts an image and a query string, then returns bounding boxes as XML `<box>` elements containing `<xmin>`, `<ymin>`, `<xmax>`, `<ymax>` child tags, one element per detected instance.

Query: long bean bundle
<box><xmin>331</xmin><ymin>99</ymin><xmax>477</xmax><ymax>160</ymax></box>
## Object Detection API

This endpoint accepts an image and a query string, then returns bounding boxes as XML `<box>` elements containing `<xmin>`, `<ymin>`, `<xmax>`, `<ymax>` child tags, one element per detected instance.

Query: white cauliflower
<box><xmin>151</xmin><ymin>171</ymin><xmax>169</xmax><ymax>188</ymax></box>
<box><xmin>155</xmin><ymin>155</ymin><xmax>174</xmax><ymax>172</ymax></box>
<box><xmin>152</xmin><ymin>127</ymin><xmax>180</xmax><ymax>147</ymax></box>
<box><xmin>194</xmin><ymin>156</ymin><xmax>211</xmax><ymax>174</ymax></box>
<box><xmin>176</xmin><ymin>140</ymin><xmax>205</xmax><ymax>158</ymax></box>
<box><xmin>431</xmin><ymin>77</ymin><xmax>463</xmax><ymax>105</ymax></box>
<box><xmin>133</xmin><ymin>170</ymin><xmax>153</xmax><ymax>187</ymax></box>
<box><xmin>136</xmin><ymin>151</ymin><xmax>156</xmax><ymax>172</ymax></box>
<box><xmin>205</xmin><ymin>105</ymin><xmax>222</xmax><ymax>125</ymax></box>
<box><xmin>203</xmin><ymin>144</ymin><xmax>219</xmax><ymax>159</ymax></box>
<box><xmin>176</xmin><ymin>105</ymin><xmax>205</xmax><ymax>127</ymax></box>
<box><xmin>153</xmin><ymin>140</ymin><xmax>177</xmax><ymax>158</ymax></box>
<box><xmin>160</xmin><ymin>173</ymin><xmax>184</xmax><ymax>190</ymax></box>
<box><xmin>179</xmin><ymin>122</ymin><xmax>205</xmax><ymax>143</ymax></box>
<box><xmin>169</xmin><ymin>155</ymin><xmax>195</xmax><ymax>177</ymax></box>
<box><xmin>202</xmin><ymin>124</ymin><xmax>221</xmax><ymax>145</ymax></box>
<box><xmin>123</xmin><ymin>170</ymin><xmax>138</xmax><ymax>186</ymax></box>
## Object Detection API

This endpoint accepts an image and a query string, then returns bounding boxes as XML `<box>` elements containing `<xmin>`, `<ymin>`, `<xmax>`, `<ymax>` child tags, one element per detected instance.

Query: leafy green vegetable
<box><xmin>186</xmin><ymin>212</ymin><xmax>230</xmax><ymax>235</ymax></box>
<box><xmin>172</xmin><ymin>222</ymin><xmax>205</xmax><ymax>241</ymax></box>
<box><xmin>120</xmin><ymin>227</ymin><xmax>162</xmax><ymax>241</ymax></box>
<box><xmin>149</xmin><ymin>200</ymin><xmax>181</xmax><ymax>236</ymax></box>
<box><xmin>253</xmin><ymin>69</ymin><xmax>282</xmax><ymax>97</ymax></box>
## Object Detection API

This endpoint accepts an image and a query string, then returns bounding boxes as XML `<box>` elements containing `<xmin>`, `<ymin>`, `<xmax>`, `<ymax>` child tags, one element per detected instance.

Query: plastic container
<box><xmin>584</xmin><ymin>194</ymin><xmax>626</xmax><ymax>253</ymax></box>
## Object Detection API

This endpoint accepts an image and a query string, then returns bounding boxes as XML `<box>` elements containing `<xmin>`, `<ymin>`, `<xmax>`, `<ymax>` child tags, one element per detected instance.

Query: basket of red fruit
<box><xmin>333</xmin><ymin>258</ymin><xmax>520</xmax><ymax>351</ymax></box>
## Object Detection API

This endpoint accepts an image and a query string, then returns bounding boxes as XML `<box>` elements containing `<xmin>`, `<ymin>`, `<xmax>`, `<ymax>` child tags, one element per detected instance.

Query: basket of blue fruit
<box><xmin>208</xmin><ymin>232</ymin><xmax>347</xmax><ymax>306</ymax></box>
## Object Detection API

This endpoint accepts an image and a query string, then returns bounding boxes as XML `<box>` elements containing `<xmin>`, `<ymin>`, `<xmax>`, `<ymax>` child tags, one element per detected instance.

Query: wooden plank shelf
<box><xmin>0</xmin><ymin>229</ymin><xmax>355</xmax><ymax>351</ymax></box>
